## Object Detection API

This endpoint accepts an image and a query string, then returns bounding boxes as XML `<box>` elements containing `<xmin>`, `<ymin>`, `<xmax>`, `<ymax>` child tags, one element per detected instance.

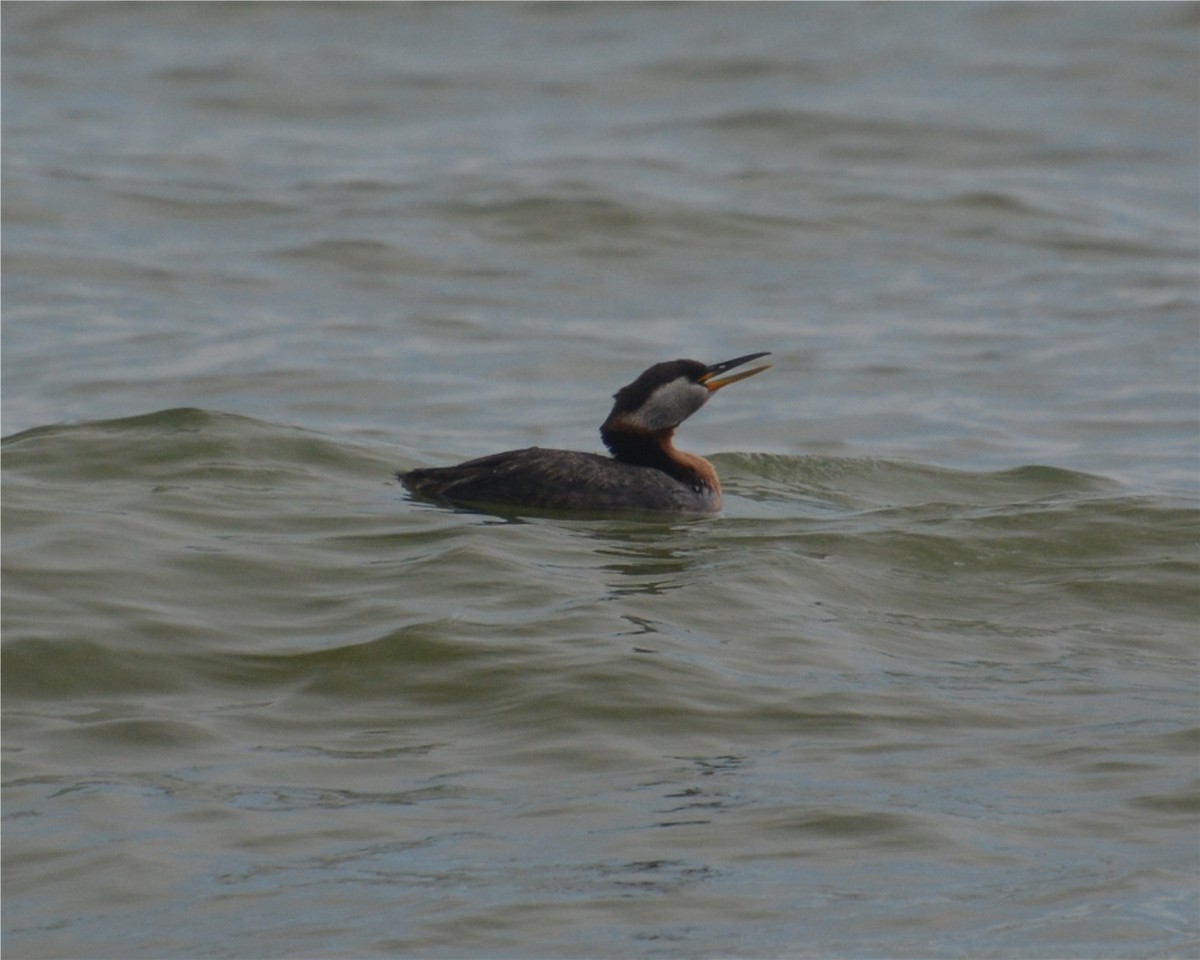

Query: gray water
<box><xmin>3</xmin><ymin>3</ymin><xmax>1198</xmax><ymax>958</ymax></box>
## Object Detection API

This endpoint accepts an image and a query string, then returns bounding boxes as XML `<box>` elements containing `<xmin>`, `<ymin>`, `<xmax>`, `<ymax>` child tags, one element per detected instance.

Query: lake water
<box><xmin>3</xmin><ymin>3</ymin><xmax>1198</xmax><ymax>958</ymax></box>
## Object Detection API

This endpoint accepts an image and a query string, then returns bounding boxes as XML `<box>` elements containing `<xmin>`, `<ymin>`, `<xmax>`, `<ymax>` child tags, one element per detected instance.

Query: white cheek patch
<box><xmin>634</xmin><ymin>378</ymin><xmax>709</xmax><ymax>430</ymax></box>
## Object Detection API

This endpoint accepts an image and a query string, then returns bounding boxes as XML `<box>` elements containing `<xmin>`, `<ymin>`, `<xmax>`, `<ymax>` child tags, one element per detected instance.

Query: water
<box><xmin>3</xmin><ymin>4</ymin><xmax>1198</xmax><ymax>958</ymax></box>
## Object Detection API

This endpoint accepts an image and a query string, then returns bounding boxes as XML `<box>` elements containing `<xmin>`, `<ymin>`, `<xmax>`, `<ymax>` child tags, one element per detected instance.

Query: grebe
<box><xmin>399</xmin><ymin>352</ymin><xmax>770</xmax><ymax>514</ymax></box>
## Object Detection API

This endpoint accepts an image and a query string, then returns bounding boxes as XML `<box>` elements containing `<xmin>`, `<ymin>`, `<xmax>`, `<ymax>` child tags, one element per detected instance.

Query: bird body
<box><xmin>402</xmin><ymin>447</ymin><xmax>721</xmax><ymax>514</ymax></box>
<box><xmin>400</xmin><ymin>352</ymin><xmax>770</xmax><ymax>515</ymax></box>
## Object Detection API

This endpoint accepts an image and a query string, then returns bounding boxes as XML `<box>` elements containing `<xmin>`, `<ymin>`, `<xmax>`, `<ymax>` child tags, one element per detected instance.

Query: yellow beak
<box><xmin>699</xmin><ymin>352</ymin><xmax>772</xmax><ymax>391</ymax></box>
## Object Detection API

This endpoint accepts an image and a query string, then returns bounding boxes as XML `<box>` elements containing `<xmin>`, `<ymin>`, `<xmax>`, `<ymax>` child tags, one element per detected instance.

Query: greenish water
<box><xmin>4</xmin><ymin>2</ymin><xmax>1198</xmax><ymax>956</ymax></box>
<box><xmin>4</xmin><ymin>409</ymin><xmax>1197</xmax><ymax>958</ymax></box>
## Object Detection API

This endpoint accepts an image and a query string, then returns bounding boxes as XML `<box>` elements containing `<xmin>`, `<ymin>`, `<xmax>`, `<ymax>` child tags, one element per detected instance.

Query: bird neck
<box><xmin>600</xmin><ymin>424</ymin><xmax>720</xmax><ymax>491</ymax></box>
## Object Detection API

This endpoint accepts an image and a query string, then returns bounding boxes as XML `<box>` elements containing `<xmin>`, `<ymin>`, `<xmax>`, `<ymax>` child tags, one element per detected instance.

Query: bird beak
<box><xmin>699</xmin><ymin>352</ymin><xmax>772</xmax><ymax>391</ymax></box>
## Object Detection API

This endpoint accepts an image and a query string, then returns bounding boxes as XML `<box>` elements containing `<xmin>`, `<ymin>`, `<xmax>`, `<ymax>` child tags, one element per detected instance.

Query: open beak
<box><xmin>699</xmin><ymin>351</ymin><xmax>772</xmax><ymax>391</ymax></box>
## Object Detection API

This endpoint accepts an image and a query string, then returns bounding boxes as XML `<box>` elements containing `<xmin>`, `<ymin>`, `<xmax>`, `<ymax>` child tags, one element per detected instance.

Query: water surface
<box><xmin>3</xmin><ymin>4</ymin><xmax>1198</xmax><ymax>958</ymax></box>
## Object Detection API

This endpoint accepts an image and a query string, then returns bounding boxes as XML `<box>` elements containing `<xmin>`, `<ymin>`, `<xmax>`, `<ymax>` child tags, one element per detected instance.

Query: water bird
<box><xmin>399</xmin><ymin>352</ymin><xmax>771</xmax><ymax>514</ymax></box>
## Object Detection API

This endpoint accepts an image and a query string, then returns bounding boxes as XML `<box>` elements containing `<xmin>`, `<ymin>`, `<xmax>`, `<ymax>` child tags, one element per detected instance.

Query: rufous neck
<box><xmin>601</xmin><ymin>426</ymin><xmax>717</xmax><ymax>490</ymax></box>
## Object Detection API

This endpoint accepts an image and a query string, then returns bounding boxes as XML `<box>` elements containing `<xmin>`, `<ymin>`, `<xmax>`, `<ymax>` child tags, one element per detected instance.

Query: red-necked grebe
<box><xmin>399</xmin><ymin>352</ymin><xmax>771</xmax><ymax>514</ymax></box>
